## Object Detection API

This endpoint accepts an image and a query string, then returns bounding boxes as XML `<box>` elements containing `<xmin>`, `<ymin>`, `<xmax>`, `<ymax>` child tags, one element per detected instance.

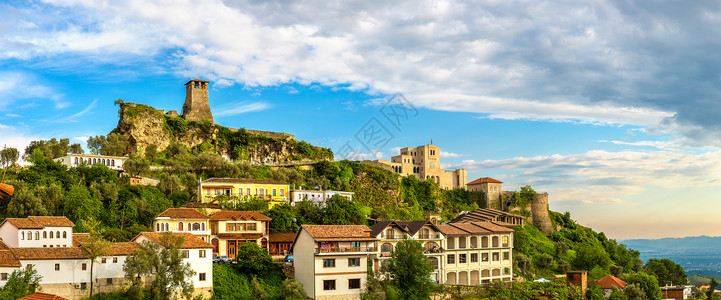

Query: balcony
<box><xmin>382</xmin><ymin>235</ymin><xmax>406</xmax><ymax>240</ymax></box>
<box><xmin>315</xmin><ymin>246</ymin><xmax>377</xmax><ymax>254</ymax></box>
<box><xmin>423</xmin><ymin>247</ymin><xmax>444</xmax><ymax>255</ymax></box>
<box><xmin>418</xmin><ymin>234</ymin><xmax>442</xmax><ymax>240</ymax></box>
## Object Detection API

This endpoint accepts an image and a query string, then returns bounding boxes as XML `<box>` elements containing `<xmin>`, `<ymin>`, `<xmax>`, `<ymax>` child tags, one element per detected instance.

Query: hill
<box><xmin>621</xmin><ymin>236</ymin><xmax>721</xmax><ymax>277</ymax></box>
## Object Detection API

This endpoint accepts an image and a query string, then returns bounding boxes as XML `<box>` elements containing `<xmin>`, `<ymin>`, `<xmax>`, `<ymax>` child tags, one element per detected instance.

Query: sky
<box><xmin>1</xmin><ymin>0</ymin><xmax>721</xmax><ymax>239</ymax></box>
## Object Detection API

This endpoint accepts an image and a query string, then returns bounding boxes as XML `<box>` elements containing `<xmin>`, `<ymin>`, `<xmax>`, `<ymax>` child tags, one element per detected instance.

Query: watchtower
<box><xmin>182</xmin><ymin>79</ymin><xmax>213</xmax><ymax>123</ymax></box>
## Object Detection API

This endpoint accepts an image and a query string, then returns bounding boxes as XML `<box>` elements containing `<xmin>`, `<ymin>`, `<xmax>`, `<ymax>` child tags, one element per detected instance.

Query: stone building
<box><xmin>182</xmin><ymin>79</ymin><xmax>213</xmax><ymax>123</ymax></box>
<box><xmin>367</xmin><ymin>144</ymin><xmax>467</xmax><ymax>190</ymax></box>
<box><xmin>467</xmin><ymin>177</ymin><xmax>503</xmax><ymax>209</ymax></box>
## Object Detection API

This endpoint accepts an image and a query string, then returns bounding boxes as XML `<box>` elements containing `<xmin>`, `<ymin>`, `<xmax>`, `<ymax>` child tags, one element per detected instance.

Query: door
<box><xmin>228</xmin><ymin>241</ymin><xmax>237</xmax><ymax>258</ymax></box>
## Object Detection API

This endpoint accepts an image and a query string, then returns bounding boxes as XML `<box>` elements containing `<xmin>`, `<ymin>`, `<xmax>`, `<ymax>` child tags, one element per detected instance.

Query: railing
<box><xmin>383</xmin><ymin>235</ymin><xmax>405</xmax><ymax>240</ymax></box>
<box><xmin>424</xmin><ymin>248</ymin><xmax>444</xmax><ymax>254</ymax></box>
<box><xmin>316</xmin><ymin>247</ymin><xmax>377</xmax><ymax>253</ymax></box>
<box><xmin>418</xmin><ymin>234</ymin><xmax>442</xmax><ymax>239</ymax></box>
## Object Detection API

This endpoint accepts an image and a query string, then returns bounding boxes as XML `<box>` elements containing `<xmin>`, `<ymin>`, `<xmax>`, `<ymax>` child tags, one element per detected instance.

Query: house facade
<box><xmin>435</xmin><ymin>222</ymin><xmax>515</xmax><ymax>285</ymax></box>
<box><xmin>208</xmin><ymin>211</ymin><xmax>271</xmax><ymax>258</ymax></box>
<box><xmin>289</xmin><ymin>190</ymin><xmax>354</xmax><ymax>206</ymax></box>
<box><xmin>370</xmin><ymin>220</ymin><xmax>445</xmax><ymax>283</ymax></box>
<box><xmin>153</xmin><ymin>208</ymin><xmax>211</xmax><ymax>242</ymax></box>
<box><xmin>55</xmin><ymin>154</ymin><xmax>127</xmax><ymax>171</ymax></box>
<box><xmin>292</xmin><ymin>225</ymin><xmax>378</xmax><ymax>300</ymax></box>
<box><xmin>199</xmin><ymin>178</ymin><xmax>290</xmax><ymax>208</ymax></box>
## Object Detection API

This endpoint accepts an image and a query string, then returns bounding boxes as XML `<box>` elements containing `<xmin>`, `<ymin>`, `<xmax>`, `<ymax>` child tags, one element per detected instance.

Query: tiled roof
<box><xmin>270</xmin><ymin>232</ymin><xmax>297</xmax><ymax>243</ymax></box>
<box><xmin>471</xmin><ymin>222</ymin><xmax>514</xmax><ymax>233</ymax></box>
<box><xmin>450</xmin><ymin>208</ymin><xmax>523</xmax><ymax>224</ymax></box>
<box><xmin>202</xmin><ymin>178</ymin><xmax>288</xmax><ymax>185</ymax></box>
<box><xmin>3</xmin><ymin>218</ymin><xmax>43</xmax><ymax>229</ymax></box>
<box><xmin>467</xmin><ymin>177</ymin><xmax>502</xmax><ymax>185</ymax></box>
<box><xmin>28</xmin><ymin>216</ymin><xmax>75</xmax><ymax>227</ymax></box>
<box><xmin>436</xmin><ymin>222</ymin><xmax>514</xmax><ymax>236</ymax></box>
<box><xmin>0</xmin><ymin>183</ymin><xmax>14</xmax><ymax>196</ymax></box>
<box><xmin>133</xmin><ymin>232</ymin><xmax>213</xmax><ymax>249</ymax></box>
<box><xmin>154</xmin><ymin>208</ymin><xmax>209</xmax><ymax>219</ymax></box>
<box><xmin>370</xmin><ymin>220</ymin><xmax>437</xmax><ymax>237</ymax></box>
<box><xmin>209</xmin><ymin>211</ymin><xmax>271</xmax><ymax>221</ymax></box>
<box><xmin>108</xmin><ymin>242</ymin><xmax>140</xmax><ymax>255</ymax></box>
<box><xmin>302</xmin><ymin>225</ymin><xmax>377</xmax><ymax>242</ymax></box>
<box><xmin>19</xmin><ymin>293</ymin><xmax>69</xmax><ymax>300</ymax></box>
<box><xmin>72</xmin><ymin>233</ymin><xmax>90</xmax><ymax>247</ymax></box>
<box><xmin>435</xmin><ymin>224</ymin><xmax>468</xmax><ymax>236</ymax></box>
<box><xmin>0</xmin><ymin>240</ymin><xmax>10</xmax><ymax>251</ymax></box>
<box><xmin>449</xmin><ymin>223</ymin><xmax>492</xmax><ymax>234</ymax></box>
<box><xmin>10</xmin><ymin>247</ymin><xmax>89</xmax><ymax>260</ymax></box>
<box><xmin>0</xmin><ymin>250</ymin><xmax>21</xmax><ymax>267</ymax></box>
<box><xmin>595</xmin><ymin>275</ymin><xmax>627</xmax><ymax>289</ymax></box>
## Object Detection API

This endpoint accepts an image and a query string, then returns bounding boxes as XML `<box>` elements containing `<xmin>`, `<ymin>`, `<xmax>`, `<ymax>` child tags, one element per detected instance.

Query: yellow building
<box><xmin>209</xmin><ymin>211</ymin><xmax>271</xmax><ymax>258</ymax></box>
<box><xmin>199</xmin><ymin>178</ymin><xmax>290</xmax><ymax>208</ymax></box>
<box><xmin>152</xmin><ymin>208</ymin><xmax>211</xmax><ymax>242</ymax></box>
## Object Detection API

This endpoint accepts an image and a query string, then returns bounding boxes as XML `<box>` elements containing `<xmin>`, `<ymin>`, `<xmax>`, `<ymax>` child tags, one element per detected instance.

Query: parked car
<box><xmin>284</xmin><ymin>255</ymin><xmax>294</xmax><ymax>262</ymax></box>
<box><xmin>213</xmin><ymin>255</ymin><xmax>233</xmax><ymax>264</ymax></box>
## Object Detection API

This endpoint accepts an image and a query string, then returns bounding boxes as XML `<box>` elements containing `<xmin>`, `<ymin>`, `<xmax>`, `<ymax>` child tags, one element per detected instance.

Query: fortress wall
<box><xmin>531</xmin><ymin>193</ymin><xmax>554</xmax><ymax>233</ymax></box>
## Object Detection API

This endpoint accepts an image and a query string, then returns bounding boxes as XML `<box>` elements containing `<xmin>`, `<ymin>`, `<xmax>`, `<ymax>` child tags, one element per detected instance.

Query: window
<box><xmin>81</xmin><ymin>283</ymin><xmax>87</xmax><ymax>290</ymax></box>
<box><xmin>503</xmin><ymin>252</ymin><xmax>509</xmax><ymax>260</ymax></box>
<box><xmin>459</xmin><ymin>254</ymin><xmax>467</xmax><ymax>264</ymax></box>
<box><xmin>502</xmin><ymin>236</ymin><xmax>509</xmax><ymax>247</ymax></box>
<box><xmin>27</xmin><ymin>231</ymin><xmax>32</xmax><ymax>240</ymax></box>
<box><xmin>156</xmin><ymin>223</ymin><xmax>160</xmax><ymax>231</ymax></box>
<box><xmin>227</xmin><ymin>223</ymin><xmax>236</xmax><ymax>231</ymax></box>
<box><xmin>199</xmin><ymin>273</ymin><xmax>206</xmax><ymax>281</ymax></box>
<box><xmin>323</xmin><ymin>280</ymin><xmax>336</xmax><ymax>290</ymax></box>
<box><xmin>107</xmin><ymin>278</ymin><xmax>113</xmax><ymax>284</ymax></box>
<box><xmin>259</xmin><ymin>189</ymin><xmax>264</xmax><ymax>196</ymax></box>
<box><xmin>482</xmin><ymin>253</ymin><xmax>489</xmax><ymax>262</ymax></box>
<box><xmin>82</xmin><ymin>263</ymin><xmax>87</xmax><ymax>270</ymax></box>
<box><xmin>21</xmin><ymin>232</ymin><xmax>24</xmax><ymax>240</ymax></box>
<box><xmin>323</xmin><ymin>259</ymin><xmax>335</xmax><ymax>268</ymax></box>
<box><xmin>44</xmin><ymin>231</ymin><xmax>47</xmax><ymax>238</ymax></box>
<box><xmin>280</xmin><ymin>188</ymin><xmax>284</xmax><ymax>196</ymax></box>
<box><xmin>199</xmin><ymin>250</ymin><xmax>206</xmax><ymax>258</ymax></box>
<box><xmin>206</xmin><ymin>188</ymin><xmax>210</xmax><ymax>196</ymax></box>
<box><xmin>247</xmin><ymin>223</ymin><xmax>256</xmax><ymax>231</ymax></box>
<box><xmin>239</xmin><ymin>187</ymin><xmax>243</xmax><ymax>195</ymax></box>
<box><xmin>182</xmin><ymin>250</ymin><xmax>190</xmax><ymax>259</ymax></box>
<box><xmin>349</xmin><ymin>278</ymin><xmax>361</xmax><ymax>289</ymax></box>
<box><xmin>348</xmin><ymin>258</ymin><xmax>360</xmax><ymax>267</ymax></box>
<box><xmin>63</xmin><ymin>231</ymin><xmax>67</xmax><ymax>238</ymax></box>
<box><xmin>492</xmin><ymin>252</ymin><xmax>499</xmax><ymax>261</ymax></box>
<box><xmin>178</xmin><ymin>222</ymin><xmax>184</xmax><ymax>231</ymax></box>
<box><xmin>272</xmin><ymin>188</ymin><xmax>277</xmax><ymax>196</ymax></box>
<box><xmin>1</xmin><ymin>273</ymin><xmax>6</xmax><ymax>281</ymax></box>
<box><xmin>447</xmin><ymin>254</ymin><xmax>455</xmax><ymax>264</ymax></box>
<box><xmin>113</xmin><ymin>257</ymin><xmax>118</xmax><ymax>263</ymax></box>
<box><xmin>101</xmin><ymin>258</ymin><xmax>107</xmax><ymax>263</ymax></box>
<box><xmin>55</xmin><ymin>263</ymin><xmax>60</xmax><ymax>271</ymax></box>
<box><xmin>50</xmin><ymin>231</ymin><xmax>54</xmax><ymax>238</ymax></box>
<box><xmin>35</xmin><ymin>231</ymin><xmax>39</xmax><ymax>240</ymax></box>
<box><xmin>246</xmin><ymin>188</ymin><xmax>251</xmax><ymax>195</ymax></box>
<box><xmin>471</xmin><ymin>253</ymin><xmax>479</xmax><ymax>263</ymax></box>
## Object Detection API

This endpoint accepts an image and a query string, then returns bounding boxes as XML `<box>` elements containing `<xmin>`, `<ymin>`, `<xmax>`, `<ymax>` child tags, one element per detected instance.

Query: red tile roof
<box><xmin>270</xmin><ymin>232</ymin><xmax>297</xmax><ymax>243</ymax></box>
<box><xmin>209</xmin><ymin>211</ymin><xmax>271</xmax><ymax>221</ymax></box>
<box><xmin>0</xmin><ymin>183</ymin><xmax>14</xmax><ymax>196</ymax></box>
<box><xmin>0</xmin><ymin>250</ymin><xmax>21</xmax><ymax>267</ymax></box>
<box><xmin>2</xmin><ymin>216</ymin><xmax>74</xmax><ymax>229</ymax></box>
<box><xmin>154</xmin><ymin>208</ymin><xmax>209</xmax><ymax>219</ymax></box>
<box><xmin>3</xmin><ymin>218</ymin><xmax>44</xmax><ymax>229</ymax></box>
<box><xmin>108</xmin><ymin>242</ymin><xmax>140</xmax><ymax>255</ymax></box>
<box><xmin>72</xmin><ymin>233</ymin><xmax>90</xmax><ymax>247</ymax></box>
<box><xmin>436</xmin><ymin>222</ymin><xmax>514</xmax><ymax>236</ymax></box>
<box><xmin>467</xmin><ymin>177</ymin><xmax>503</xmax><ymax>185</ymax></box>
<box><xmin>301</xmin><ymin>225</ymin><xmax>377</xmax><ymax>242</ymax></box>
<box><xmin>19</xmin><ymin>293</ymin><xmax>69</xmax><ymax>300</ymax></box>
<box><xmin>595</xmin><ymin>275</ymin><xmax>627</xmax><ymax>289</ymax></box>
<box><xmin>202</xmin><ymin>178</ymin><xmax>288</xmax><ymax>185</ymax></box>
<box><xmin>132</xmin><ymin>232</ymin><xmax>213</xmax><ymax>249</ymax></box>
<box><xmin>10</xmin><ymin>247</ymin><xmax>89</xmax><ymax>260</ymax></box>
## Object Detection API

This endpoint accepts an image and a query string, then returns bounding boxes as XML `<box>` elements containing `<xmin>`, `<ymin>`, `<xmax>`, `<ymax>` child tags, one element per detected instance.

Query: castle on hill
<box><xmin>367</xmin><ymin>144</ymin><xmax>467</xmax><ymax>190</ymax></box>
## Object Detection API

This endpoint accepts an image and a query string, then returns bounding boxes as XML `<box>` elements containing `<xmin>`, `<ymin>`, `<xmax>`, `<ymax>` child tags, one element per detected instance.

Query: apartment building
<box><xmin>208</xmin><ymin>211</ymin><xmax>271</xmax><ymax>258</ymax></box>
<box><xmin>292</xmin><ymin>225</ymin><xmax>378</xmax><ymax>300</ymax></box>
<box><xmin>153</xmin><ymin>208</ymin><xmax>211</xmax><ymax>242</ymax></box>
<box><xmin>289</xmin><ymin>190</ymin><xmax>354</xmax><ymax>206</ymax></box>
<box><xmin>199</xmin><ymin>178</ymin><xmax>290</xmax><ymax>208</ymax></box>
<box><xmin>370</xmin><ymin>220</ymin><xmax>445</xmax><ymax>283</ymax></box>
<box><xmin>435</xmin><ymin>222</ymin><xmax>514</xmax><ymax>285</ymax></box>
<box><xmin>55</xmin><ymin>154</ymin><xmax>127</xmax><ymax>171</ymax></box>
<box><xmin>0</xmin><ymin>216</ymin><xmax>74</xmax><ymax>248</ymax></box>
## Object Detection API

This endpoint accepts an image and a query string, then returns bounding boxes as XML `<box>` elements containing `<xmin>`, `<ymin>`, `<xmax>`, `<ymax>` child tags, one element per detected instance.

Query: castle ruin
<box><xmin>182</xmin><ymin>79</ymin><xmax>213</xmax><ymax>123</ymax></box>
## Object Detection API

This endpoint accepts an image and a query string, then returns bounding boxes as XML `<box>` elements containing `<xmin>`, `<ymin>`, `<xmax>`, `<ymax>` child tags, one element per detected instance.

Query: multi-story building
<box><xmin>435</xmin><ymin>222</ymin><xmax>514</xmax><ymax>285</ymax></box>
<box><xmin>208</xmin><ymin>211</ymin><xmax>271</xmax><ymax>258</ymax></box>
<box><xmin>55</xmin><ymin>154</ymin><xmax>128</xmax><ymax>171</ymax></box>
<box><xmin>370</xmin><ymin>220</ymin><xmax>445</xmax><ymax>283</ymax></box>
<box><xmin>289</xmin><ymin>190</ymin><xmax>354</xmax><ymax>206</ymax></box>
<box><xmin>467</xmin><ymin>177</ymin><xmax>503</xmax><ymax>209</ymax></box>
<box><xmin>199</xmin><ymin>178</ymin><xmax>290</xmax><ymax>208</ymax></box>
<box><xmin>292</xmin><ymin>225</ymin><xmax>378</xmax><ymax>300</ymax></box>
<box><xmin>367</xmin><ymin>144</ymin><xmax>467</xmax><ymax>190</ymax></box>
<box><xmin>131</xmin><ymin>232</ymin><xmax>213</xmax><ymax>295</ymax></box>
<box><xmin>153</xmin><ymin>208</ymin><xmax>211</xmax><ymax>242</ymax></box>
<box><xmin>0</xmin><ymin>216</ymin><xmax>213</xmax><ymax>299</ymax></box>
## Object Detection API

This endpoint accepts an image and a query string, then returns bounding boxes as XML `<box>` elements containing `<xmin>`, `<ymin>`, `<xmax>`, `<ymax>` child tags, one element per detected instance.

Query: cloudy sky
<box><xmin>2</xmin><ymin>0</ymin><xmax>721</xmax><ymax>239</ymax></box>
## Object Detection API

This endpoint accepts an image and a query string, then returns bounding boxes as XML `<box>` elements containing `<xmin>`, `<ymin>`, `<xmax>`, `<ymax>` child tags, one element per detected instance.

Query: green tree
<box><xmin>1</xmin><ymin>146</ymin><xmax>19</xmax><ymax>182</ymax></box>
<box><xmin>573</xmin><ymin>244</ymin><xmax>611</xmax><ymax>270</ymax></box>
<box><xmin>123</xmin><ymin>155</ymin><xmax>150</xmax><ymax>177</ymax></box>
<box><xmin>63</xmin><ymin>185</ymin><xmax>102</xmax><ymax>224</ymax></box>
<box><xmin>87</xmin><ymin>133</ymin><xmax>129</xmax><ymax>156</ymax></box>
<box><xmin>282</xmin><ymin>278</ymin><xmax>306</xmax><ymax>300</ymax></box>
<box><xmin>267</xmin><ymin>203</ymin><xmax>299</xmax><ymax>232</ymax></box>
<box><xmin>381</xmin><ymin>238</ymin><xmax>434</xmax><ymax>299</ymax></box>
<box><xmin>623</xmin><ymin>272</ymin><xmax>661</xmax><ymax>300</ymax></box>
<box><xmin>623</xmin><ymin>283</ymin><xmax>646</xmax><ymax>300</ymax></box>
<box><xmin>69</xmin><ymin>143</ymin><xmax>84</xmax><ymax>154</ymax></box>
<box><xmin>123</xmin><ymin>232</ymin><xmax>196</xmax><ymax>300</ymax></box>
<box><xmin>235</xmin><ymin>242</ymin><xmax>275</xmax><ymax>275</ymax></box>
<box><xmin>79</xmin><ymin>217</ymin><xmax>112</xmax><ymax>299</ymax></box>
<box><xmin>6</xmin><ymin>181</ymin><xmax>48</xmax><ymax>217</ymax></box>
<box><xmin>0</xmin><ymin>265</ymin><xmax>42</xmax><ymax>299</ymax></box>
<box><xmin>644</xmin><ymin>258</ymin><xmax>687</xmax><ymax>285</ymax></box>
<box><xmin>145</xmin><ymin>144</ymin><xmax>158</xmax><ymax>163</ymax></box>
<box><xmin>707</xmin><ymin>278</ymin><xmax>718</xmax><ymax>300</ymax></box>
<box><xmin>321</xmin><ymin>194</ymin><xmax>365</xmax><ymax>225</ymax></box>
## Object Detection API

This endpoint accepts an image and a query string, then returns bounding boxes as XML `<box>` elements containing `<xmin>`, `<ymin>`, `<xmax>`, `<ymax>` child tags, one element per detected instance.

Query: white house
<box><xmin>289</xmin><ymin>190</ymin><xmax>354</xmax><ymax>206</ymax></box>
<box><xmin>370</xmin><ymin>220</ymin><xmax>445</xmax><ymax>283</ymax></box>
<box><xmin>291</xmin><ymin>225</ymin><xmax>377</xmax><ymax>300</ymax></box>
<box><xmin>0</xmin><ymin>216</ymin><xmax>74</xmax><ymax>248</ymax></box>
<box><xmin>56</xmin><ymin>154</ymin><xmax>128</xmax><ymax>171</ymax></box>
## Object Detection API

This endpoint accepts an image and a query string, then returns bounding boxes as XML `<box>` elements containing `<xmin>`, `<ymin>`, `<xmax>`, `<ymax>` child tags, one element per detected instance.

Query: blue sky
<box><xmin>2</xmin><ymin>0</ymin><xmax>721</xmax><ymax>239</ymax></box>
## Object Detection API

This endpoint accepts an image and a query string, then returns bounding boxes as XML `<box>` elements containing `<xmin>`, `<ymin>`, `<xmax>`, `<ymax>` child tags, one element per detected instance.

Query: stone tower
<box><xmin>182</xmin><ymin>79</ymin><xmax>213</xmax><ymax>123</ymax></box>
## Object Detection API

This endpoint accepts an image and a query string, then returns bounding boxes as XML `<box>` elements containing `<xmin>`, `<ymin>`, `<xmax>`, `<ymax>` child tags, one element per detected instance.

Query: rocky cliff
<box><xmin>113</xmin><ymin>102</ymin><xmax>333</xmax><ymax>164</ymax></box>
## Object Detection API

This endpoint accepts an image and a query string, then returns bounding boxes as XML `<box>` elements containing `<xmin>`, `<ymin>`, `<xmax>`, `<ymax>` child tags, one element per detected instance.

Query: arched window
<box><xmin>165</xmin><ymin>223</ymin><xmax>169</xmax><ymax>231</ymax></box>
<box><xmin>111</xmin><ymin>160</ymin><xmax>115</xmax><ymax>166</ymax></box>
<box><xmin>57</xmin><ymin>231</ymin><xmax>61</xmax><ymax>238</ymax></box>
<box><xmin>385</xmin><ymin>229</ymin><xmax>394</xmax><ymax>239</ymax></box>
<box><xmin>381</xmin><ymin>243</ymin><xmax>393</xmax><ymax>253</ymax></box>
<box><xmin>43</xmin><ymin>231</ymin><xmax>47</xmax><ymax>239</ymax></box>
<box><xmin>63</xmin><ymin>231</ymin><xmax>67</xmax><ymax>238</ymax></box>
<box><xmin>193</xmin><ymin>223</ymin><xmax>200</xmax><ymax>231</ymax></box>
<box><xmin>156</xmin><ymin>223</ymin><xmax>160</xmax><ymax>231</ymax></box>
<box><xmin>35</xmin><ymin>231</ymin><xmax>39</xmax><ymax>240</ymax></box>
<box><xmin>21</xmin><ymin>232</ymin><xmax>24</xmax><ymax>240</ymax></box>
<box><xmin>201</xmin><ymin>223</ymin><xmax>206</xmax><ymax>231</ymax></box>
<box><xmin>178</xmin><ymin>222</ymin><xmax>184</xmax><ymax>231</ymax></box>
<box><xmin>492</xmin><ymin>236</ymin><xmax>499</xmax><ymax>248</ymax></box>
<box><xmin>50</xmin><ymin>231</ymin><xmax>54</xmax><ymax>238</ymax></box>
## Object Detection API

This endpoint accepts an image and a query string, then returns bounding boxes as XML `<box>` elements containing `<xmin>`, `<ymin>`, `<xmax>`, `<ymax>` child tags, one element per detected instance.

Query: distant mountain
<box><xmin>621</xmin><ymin>236</ymin><xmax>721</xmax><ymax>277</ymax></box>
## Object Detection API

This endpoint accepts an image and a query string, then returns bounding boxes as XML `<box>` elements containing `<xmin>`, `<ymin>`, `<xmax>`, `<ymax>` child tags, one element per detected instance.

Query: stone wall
<box><xmin>531</xmin><ymin>193</ymin><xmax>553</xmax><ymax>234</ymax></box>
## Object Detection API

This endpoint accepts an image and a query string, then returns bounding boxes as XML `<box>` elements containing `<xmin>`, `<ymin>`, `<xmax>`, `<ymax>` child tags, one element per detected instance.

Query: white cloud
<box><xmin>440</xmin><ymin>151</ymin><xmax>465</xmax><ymax>158</ymax></box>
<box><xmin>0</xmin><ymin>71</ymin><xmax>66</xmax><ymax>110</ymax></box>
<box><xmin>0</xmin><ymin>123</ymin><xmax>41</xmax><ymax>165</ymax></box>
<box><xmin>214</xmin><ymin>101</ymin><xmax>272</xmax><ymax>117</ymax></box>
